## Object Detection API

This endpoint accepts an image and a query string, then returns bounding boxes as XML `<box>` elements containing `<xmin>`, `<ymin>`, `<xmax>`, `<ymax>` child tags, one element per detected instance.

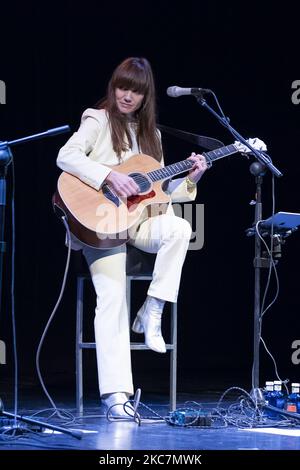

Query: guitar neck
<box><xmin>147</xmin><ymin>143</ymin><xmax>238</xmax><ymax>182</ymax></box>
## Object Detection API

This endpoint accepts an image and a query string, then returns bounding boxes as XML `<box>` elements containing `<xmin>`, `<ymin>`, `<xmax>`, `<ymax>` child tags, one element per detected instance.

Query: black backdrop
<box><xmin>1</xmin><ymin>1</ymin><xmax>299</xmax><ymax>399</ymax></box>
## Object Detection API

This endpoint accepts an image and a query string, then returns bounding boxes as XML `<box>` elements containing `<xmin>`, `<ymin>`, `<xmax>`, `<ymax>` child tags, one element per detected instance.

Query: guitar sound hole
<box><xmin>129</xmin><ymin>172</ymin><xmax>151</xmax><ymax>193</ymax></box>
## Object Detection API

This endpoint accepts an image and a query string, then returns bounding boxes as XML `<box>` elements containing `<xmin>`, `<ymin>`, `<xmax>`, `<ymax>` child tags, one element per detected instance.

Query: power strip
<box><xmin>168</xmin><ymin>410</ymin><xmax>212</xmax><ymax>427</ymax></box>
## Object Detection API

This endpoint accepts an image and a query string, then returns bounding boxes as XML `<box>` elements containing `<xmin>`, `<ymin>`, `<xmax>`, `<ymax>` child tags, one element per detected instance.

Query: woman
<box><xmin>57</xmin><ymin>57</ymin><xmax>207</xmax><ymax>416</ymax></box>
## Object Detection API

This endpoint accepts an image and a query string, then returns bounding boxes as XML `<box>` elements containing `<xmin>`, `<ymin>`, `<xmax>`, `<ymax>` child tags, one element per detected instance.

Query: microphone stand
<box><xmin>0</xmin><ymin>144</ymin><xmax>12</xmax><ymax>322</ymax></box>
<box><xmin>0</xmin><ymin>126</ymin><xmax>82</xmax><ymax>439</ymax></box>
<box><xmin>196</xmin><ymin>94</ymin><xmax>282</xmax><ymax>178</ymax></box>
<box><xmin>0</xmin><ymin>126</ymin><xmax>70</xmax><ymax>321</ymax></box>
<box><xmin>249</xmin><ymin>161</ymin><xmax>268</xmax><ymax>403</ymax></box>
<box><xmin>195</xmin><ymin>93</ymin><xmax>283</xmax><ymax>403</ymax></box>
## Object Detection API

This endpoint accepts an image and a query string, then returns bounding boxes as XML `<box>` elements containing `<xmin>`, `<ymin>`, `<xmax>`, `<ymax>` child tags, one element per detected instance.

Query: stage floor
<box><xmin>1</xmin><ymin>390</ymin><xmax>300</xmax><ymax>454</ymax></box>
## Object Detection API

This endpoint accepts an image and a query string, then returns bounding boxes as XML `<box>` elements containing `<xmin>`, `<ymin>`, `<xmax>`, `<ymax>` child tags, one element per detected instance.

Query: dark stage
<box><xmin>1</xmin><ymin>0</ymin><xmax>300</xmax><ymax>459</ymax></box>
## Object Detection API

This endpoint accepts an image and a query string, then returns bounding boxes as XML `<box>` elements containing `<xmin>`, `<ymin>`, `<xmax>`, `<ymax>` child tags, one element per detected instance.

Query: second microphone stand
<box><xmin>195</xmin><ymin>92</ymin><xmax>283</xmax><ymax>402</ymax></box>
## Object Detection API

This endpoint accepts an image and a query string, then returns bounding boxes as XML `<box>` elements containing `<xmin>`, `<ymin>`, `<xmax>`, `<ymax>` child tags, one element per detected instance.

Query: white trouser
<box><xmin>82</xmin><ymin>214</ymin><xmax>192</xmax><ymax>396</ymax></box>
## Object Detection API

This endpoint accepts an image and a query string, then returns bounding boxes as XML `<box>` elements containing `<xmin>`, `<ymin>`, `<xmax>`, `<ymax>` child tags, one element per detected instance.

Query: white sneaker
<box><xmin>132</xmin><ymin>302</ymin><xmax>166</xmax><ymax>353</ymax></box>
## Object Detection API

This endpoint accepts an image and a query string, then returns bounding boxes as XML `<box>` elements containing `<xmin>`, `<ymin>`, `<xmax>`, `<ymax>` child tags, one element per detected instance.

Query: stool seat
<box><xmin>126</xmin><ymin>245</ymin><xmax>155</xmax><ymax>276</ymax></box>
<box><xmin>72</xmin><ymin>244</ymin><xmax>155</xmax><ymax>276</ymax></box>
<box><xmin>75</xmin><ymin>245</ymin><xmax>177</xmax><ymax>414</ymax></box>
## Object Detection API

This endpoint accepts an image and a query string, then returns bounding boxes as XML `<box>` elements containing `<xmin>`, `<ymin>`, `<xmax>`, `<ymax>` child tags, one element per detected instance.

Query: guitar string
<box><xmin>124</xmin><ymin>146</ymin><xmax>237</xmax><ymax>185</ymax></box>
<box><xmin>113</xmin><ymin>144</ymin><xmax>242</xmax><ymax>189</ymax></box>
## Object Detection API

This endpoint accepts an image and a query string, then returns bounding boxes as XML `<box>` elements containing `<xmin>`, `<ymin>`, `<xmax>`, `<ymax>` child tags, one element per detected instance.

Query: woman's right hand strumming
<box><xmin>105</xmin><ymin>170</ymin><xmax>139</xmax><ymax>197</ymax></box>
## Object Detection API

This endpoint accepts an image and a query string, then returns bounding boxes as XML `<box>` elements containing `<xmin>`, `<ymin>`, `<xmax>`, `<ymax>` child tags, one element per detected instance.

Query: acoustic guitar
<box><xmin>53</xmin><ymin>138</ymin><xmax>266</xmax><ymax>249</ymax></box>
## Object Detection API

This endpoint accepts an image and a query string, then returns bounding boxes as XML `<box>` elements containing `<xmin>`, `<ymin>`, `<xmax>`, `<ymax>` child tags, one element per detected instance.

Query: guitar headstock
<box><xmin>234</xmin><ymin>138</ymin><xmax>267</xmax><ymax>155</ymax></box>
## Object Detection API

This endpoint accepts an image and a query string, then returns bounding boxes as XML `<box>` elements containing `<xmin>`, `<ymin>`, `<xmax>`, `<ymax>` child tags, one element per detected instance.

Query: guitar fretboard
<box><xmin>205</xmin><ymin>144</ymin><xmax>237</xmax><ymax>162</ymax></box>
<box><xmin>148</xmin><ymin>160</ymin><xmax>193</xmax><ymax>182</ymax></box>
<box><xmin>147</xmin><ymin>143</ymin><xmax>237</xmax><ymax>182</ymax></box>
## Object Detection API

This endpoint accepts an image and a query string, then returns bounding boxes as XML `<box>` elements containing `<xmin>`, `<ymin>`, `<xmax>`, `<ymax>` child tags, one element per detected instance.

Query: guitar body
<box><xmin>53</xmin><ymin>154</ymin><xmax>170</xmax><ymax>249</ymax></box>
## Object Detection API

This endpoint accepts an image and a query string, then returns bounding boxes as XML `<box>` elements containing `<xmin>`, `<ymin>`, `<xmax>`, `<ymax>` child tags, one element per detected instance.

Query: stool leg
<box><xmin>126</xmin><ymin>276</ymin><xmax>131</xmax><ymax>326</ymax></box>
<box><xmin>170</xmin><ymin>302</ymin><xmax>177</xmax><ymax>411</ymax></box>
<box><xmin>76</xmin><ymin>276</ymin><xmax>84</xmax><ymax>415</ymax></box>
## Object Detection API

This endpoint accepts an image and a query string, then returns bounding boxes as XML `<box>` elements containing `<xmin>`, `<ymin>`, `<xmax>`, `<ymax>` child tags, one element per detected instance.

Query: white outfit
<box><xmin>57</xmin><ymin>108</ymin><xmax>196</xmax><ymax>396</ymax></box>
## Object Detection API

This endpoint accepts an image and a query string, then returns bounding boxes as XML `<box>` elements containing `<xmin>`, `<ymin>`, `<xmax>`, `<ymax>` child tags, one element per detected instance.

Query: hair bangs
<box><xmin>113</xmin><ymin>64</ymin><xmax>149</xmax><ymax>95</ymax></box>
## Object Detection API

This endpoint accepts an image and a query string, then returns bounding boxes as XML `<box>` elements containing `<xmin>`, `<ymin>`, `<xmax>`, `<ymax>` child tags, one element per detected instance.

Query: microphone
<box><xmin>45</xmin><ymin>125</ymin><xmax>71</xmax><ymax>137</ymax></box>
<box><xmin>167</xmin><ymin>86</ymin><xmax>211</xmax><ymax>98</ymax></box>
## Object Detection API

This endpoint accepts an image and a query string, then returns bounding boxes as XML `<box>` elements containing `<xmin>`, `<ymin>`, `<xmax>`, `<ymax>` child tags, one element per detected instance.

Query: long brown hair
<box><xmin>96</xmin><ymin>57</ymin><xmax>162</xmax><ymax>162</ymax></box>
